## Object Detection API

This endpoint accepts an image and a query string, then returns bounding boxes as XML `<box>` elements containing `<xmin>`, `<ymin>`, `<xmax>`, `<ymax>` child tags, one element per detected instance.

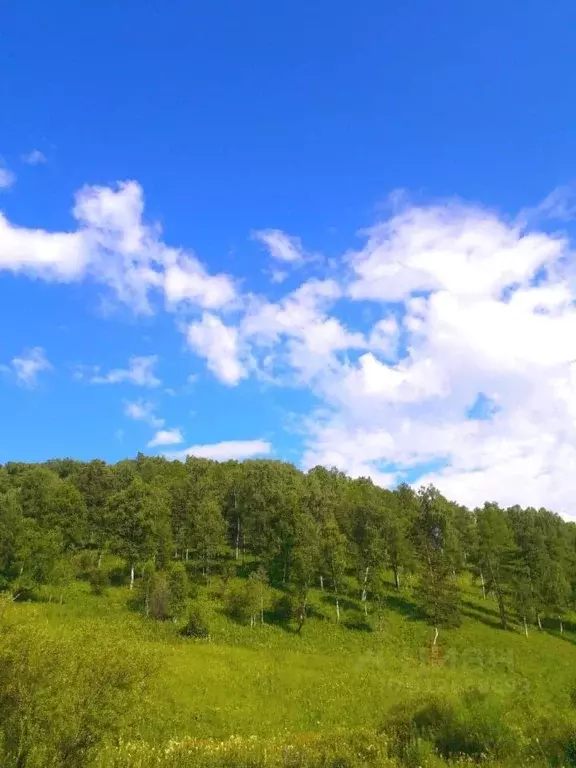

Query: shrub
<box><xmin>0</xmin><ymin>598</ymin><xmax>157</xmax><ymax>768</ymax></box>
<box><xmin>149</xmin><ymin>574</ymin><xmax>171</xmax><ymax>620</ymax></box>
<box><xmin>108</xmin><ymin>565</ymin><xmax>129</xmax><ymax>587</ymax></box>
<box><xmin>181</xmin><ymin>600</ymin><xmax>211</xmax><ymax>639</ymax></box>
<box><xmin>89</xmin><ymin>567</ymin><xmax>109</xmax><ymax>596</ymax></box>
<box><xmin>168</xmin><ymin>562</ymin><xmax>189</xmax><ymax>618</ymax></box>
<box><xmin>272</xmin><ymin>592</ymin><xmax>294</xmax><ymax>621</ymax></box>
<box><xmin>225</xmin><ymin>580</ymin><xmax>261</xmax><ymax>625</ymax></box>
<box><xmin>382</xmin><ymin>690</ymin><xmax>517</xmax><ymax>763</ymax></box>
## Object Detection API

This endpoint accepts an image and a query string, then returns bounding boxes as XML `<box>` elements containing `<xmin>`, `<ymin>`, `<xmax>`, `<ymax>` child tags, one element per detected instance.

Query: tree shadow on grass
<box><xmin>384</xmin><ymin>593</ymin><xmax>426</xmax><ymax>622</ymax></box>
<box><xmin>462</xmin><ymin>598</ymin><xmax>501</xmax><ymax>619</ymax></box>
<box><xmin>460</xmin><ymin>599</ymin><xmax>506</xmax><ymax>630</ymax></box>
<box><xmin>319</xmin><ymin>593</ymin><xmax>360</xmax><ymax>613</ymax></box>
<box><xmin>343</xmin><ymin>615</ymin><xmax>373</xmax><ymax>632</ymax></box>
<box><xmin>460</xmin><ymin>608</ymin><xmax>503</xmax><ymax>631</ymax></box>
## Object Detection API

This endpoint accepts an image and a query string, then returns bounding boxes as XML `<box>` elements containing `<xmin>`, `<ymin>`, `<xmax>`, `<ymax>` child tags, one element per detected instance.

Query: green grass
<box><xmin>24</xmin><ymin>567</ymin><xmax>576</xmax><ymax>760</ymax></box>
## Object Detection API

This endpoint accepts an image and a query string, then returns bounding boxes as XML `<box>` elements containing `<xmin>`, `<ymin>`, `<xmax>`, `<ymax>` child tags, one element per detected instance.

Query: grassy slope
<box><xmin>22</xmin><ymin>568</ymin><xmax>576</xmax><ymax>749</ymax></box>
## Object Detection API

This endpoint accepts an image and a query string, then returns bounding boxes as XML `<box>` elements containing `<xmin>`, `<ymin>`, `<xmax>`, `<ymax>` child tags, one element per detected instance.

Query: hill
<box><xmin>3</xmin><ymin>455</ymin><xmax>576</xmax><ymax>766</ymax></box>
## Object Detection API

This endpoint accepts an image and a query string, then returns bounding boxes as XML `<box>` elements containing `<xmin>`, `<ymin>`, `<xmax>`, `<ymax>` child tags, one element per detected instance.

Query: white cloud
<box><xmin>0</xmin><ymin>165</ymin><xmax>15</xmax><ymax>190</ymax></box>
<box><xmin>167</xmin><ymin>439</ymin><xmax>271</xmax><ymax>461</ymax></box>
<box><xmin>242</xmin><ymin>278</ymin><xmax>364</xmax><ymax>382</ymax></box>
<box><xmin>22</xmin><ymin>150</ymin><xmax>47</xmax><ymax>166</ymax></box>
<box><xmin>0</xmin><ymin>180</ymin><xmax>236</xmax><ymax>314</ymax></box>
<box><xmin>186</xmin><ymin>313</ymin><xmax>246</xmax><ymax>386</ymax></box>
<box><xmin>0</xmin><ymin>214</ymin><xmax>88</xmax><ymax>280</ymax></box>
<box><xmin>89</xmin><ymin>355</ymin><xmax>161</xmax><ymax>387</ymax></box>
<box><xmin>253</xmin><ymin>229</ymin><xmax>306</xmax><ymax>263</ymax></box>
<box><xmin>296</xmin><ymin>196</ymin><xmax>576</xmax><ymax>516</ymax></box>
<box><xmin>147</xmin><ymin>428</ymin><xmax>184</xmax><ymax>447</ymax></box>
<box><xmin>8</xmin><ymin>347</ymin><xmax>52</xmax><ymax>387</ymax></box>
<box><xmin>348</xmin><ymin>202</ymin><xmax>564</xmax><ymax>301</ymax></box>
<box><xmin>163</xmin><ymin>256</ymin><xmax>236</xmax><ymax>309</ymax></box>
<box><xmin>124</xmin><ymin>399</ymin><xmax>164</xmax><ymax>428</ymax></box>
<box><xmin>10</xmin><ymin>178</ymin><xmax>576</xmax><ymax>517</ymax></box>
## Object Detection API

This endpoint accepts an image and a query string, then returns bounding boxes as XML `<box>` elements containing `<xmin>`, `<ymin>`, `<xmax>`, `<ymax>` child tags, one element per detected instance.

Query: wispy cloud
<box><xmin>253</xmin><ymin>229</ymin><xmax>307</xmax><ymax>263</ymax></box>
<box><xmin>167</xmin><ymin>439</ymin><xmax>271</xmax><ymax>461</ymax></box>
<box><xmin>124</xmin><ymin>399</ymin><xmax>164</xmax><ymax>428</ymax></box>
<box><xmin>0</xmin><ymin>164</ymin><xmax>15</xmax><ymax>190</ymax></box>
<box><xmin>22</xmin><ymin>149</ymin><xmax>47</xmax><ymax>166</ymax></box>
<box><xmin>5</xmin><ymin>347</ymin><xmax>53</xmax><ymax>388</ymax></box>
<box><xmin>78</xmin><ymin>355</ymin><xmax>161</xmax><ymax>387</ymax></box>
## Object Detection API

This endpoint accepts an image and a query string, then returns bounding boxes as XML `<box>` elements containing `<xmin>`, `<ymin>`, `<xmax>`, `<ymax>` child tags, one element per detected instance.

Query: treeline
<box><xmin>1</xmin><ymin>454</ymin><xmax>575</xmax><ymax>638</ymax></box>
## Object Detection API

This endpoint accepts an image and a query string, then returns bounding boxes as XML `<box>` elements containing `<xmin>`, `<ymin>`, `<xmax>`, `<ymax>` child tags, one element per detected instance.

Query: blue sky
<box><xmin>3</xmin><ymin>0</ymin><xmax>576</xmax><ymax>514</ymax></box>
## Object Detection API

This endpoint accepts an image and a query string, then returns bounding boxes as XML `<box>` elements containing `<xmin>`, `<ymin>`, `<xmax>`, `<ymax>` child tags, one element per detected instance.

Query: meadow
<box><xmin>11</xmin><ymin>562</ymin><xmax>576</xmax><ymax>768</ymax></box>
<box><xmin>4</xmin><ymin>457</ymin><xmax>576</xmax><ymax>766</ymax></box>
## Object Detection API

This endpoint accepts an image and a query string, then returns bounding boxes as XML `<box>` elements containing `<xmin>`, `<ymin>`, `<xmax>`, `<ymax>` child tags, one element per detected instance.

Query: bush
<box><xmin>89</xmin><ymin>567</ymin><xmax>109</xmax><ymax>596</ymax></box>
<box><xmin>149</xmin><ymin>574</ymin><xmax>171</xmax><ymax>620</ymax></box>
<box><xmin>225</xmin><ymin>580</ymin><xmax>260</xmax><ymax>625</ymax></box>
<box><xmin>108</xmin><ymin>565</ymin><xmax>129</xmax><ymax>587</ymax></box>
<box><xmin>0</xmin><ymin>598</ymin><xmax>157</xmax><ymax>768</ymax></box>
<box><xmin>77</xmin><ymin>550</ymin><xmax>98</xmax><ymax>577</ymax></box>
<box><xmin>382</xmin><ymin>690</ymin><xmax>517</xmax><ymax>763</ymax></box>
<box><xmin>272</xmin><ymin>592</ymin><xmax>294</xmax><ymax>621</ymax></box>
<box><xmin>168</xmin><ymin>562</ymin><xmax>189</xmax><ymax>618</ymax></box>
<box><xmin>181</xmin><ymin>601</ymin><xmax>211</xmax><ymax>639</ymax></box>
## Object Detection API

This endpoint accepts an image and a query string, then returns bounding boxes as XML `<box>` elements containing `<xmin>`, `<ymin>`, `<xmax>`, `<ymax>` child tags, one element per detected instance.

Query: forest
<box><xmin>3</xmin><ymin>454</ymin><xmax>576</xmax><ymax>767</ymax></box>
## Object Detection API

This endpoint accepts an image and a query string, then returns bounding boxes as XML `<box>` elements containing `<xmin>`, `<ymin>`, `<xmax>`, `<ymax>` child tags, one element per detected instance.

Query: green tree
<box><xmin>413</xmin><ymin>486</ymin><xmax>461</xmax><ymax>644</ymax></box>
<box><xmin>107</xmin><ymin>478</ymin><xmax>171</xmax><ymax>589</ymax></box>
<box><xmin>321</xmin><ymin>516</ymin><xmax>348</xmax><ymax>623</ymax></box>
<box><xmin>473</xmin><ymin>503</ymin><xmax>517</xmax><ymax>630</ymax></box>
<box><xmin>291</xmin><ymin>512</ymin><xmax>321</xmax><ymax>632</ymax></box>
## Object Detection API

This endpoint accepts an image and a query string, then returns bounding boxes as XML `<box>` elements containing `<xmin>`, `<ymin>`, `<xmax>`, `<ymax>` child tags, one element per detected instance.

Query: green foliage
<box><xmin>413</xmin><ymin>488</ymin><xmax>461</xmax><ymax>635</ymax></box>
<box><xmin>168</xmin><ymin>562</ymin><xmax>189</xmax><ymax>618</ymax></box>
<box><xmin>0</xmin><ymin>598</ymin><xmax>156</xmax><ymax>768</ymax></box>
<box><xmin>5</xmin><ymin>455</ymin><xmax>576</xmax><ymax>765</ymax></box>
<box><xmin>89</xmin><ymin>566</ymin><xmax>109</xmax><ymax>596</ymax></box>
<box><xmin>181</xmin><ymin>600</ymin><xmax>211</xmax><ymax>638</ymax></box>
<box><xmin>225</xmin><ymin>576</ymin><xmax>265</xmax><ymax>626</ymax></box>
<box><xmin>383</xmin><ymin>690</ymin><xmax>517</xmax><ymax>763</ymax></box>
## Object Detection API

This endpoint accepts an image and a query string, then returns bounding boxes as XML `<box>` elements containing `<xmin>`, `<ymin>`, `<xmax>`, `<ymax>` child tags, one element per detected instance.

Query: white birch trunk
<box><xmin>130</xmin><ymin>564</ymin><xmax>135</xmax><ymax>590</ymax></box>
<box><xmin>361</xmin><ymin>565</ymin><xmax>370</xmax><ymax>602</ymax></box>
<box><xmin>523</xmin><ymin>616</ymin><xmax>528</xmax><ymax>638</ymax></box>
<box><xmin>235</xmin><ymin>513</ymin><xmax>240</xmax><ymax>561</ymax></box>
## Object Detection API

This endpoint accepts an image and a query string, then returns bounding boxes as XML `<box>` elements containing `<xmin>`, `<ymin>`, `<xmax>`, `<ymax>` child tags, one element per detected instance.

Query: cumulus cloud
<box><xmin>167</xmin><ymin>439</ymin><xmax>271</xmax><ymax>461</ymax></box>
<box><xmin>186</xmin><ymin>313</ymin><xmax>246</xmax><ymax>386</ymax></box>
<box><xmin>295</xmin><ymin>197</ymin><xmax>576</xmax><ymax>515</ymax></box>
<box><xmin>0</xmin><ymin>180</ymin><xmax>236</xmax><ymax>314</ymax></box>
<box><xmin>241</xmin><ymin>278</ymin><xmax>364</xmax><ymax>382</ymax></box>
<box><xmin>6</xmin><ymin>347</ymin><xmax>52</xmax><ymax>387</ymax></box>
<box><xmin>9</xmin><ymin>178</ymin><xmax>576</xmax><ymax>516</ymax></box>
<box><xmin>147</xmin><ymin>427</ymin><xmax>183</xmax><ymax>447</ymax></box>
<box><xmin>84</xmin><ymin>355</ymin><xmax>162</xmax><ymax>387</ymax></box>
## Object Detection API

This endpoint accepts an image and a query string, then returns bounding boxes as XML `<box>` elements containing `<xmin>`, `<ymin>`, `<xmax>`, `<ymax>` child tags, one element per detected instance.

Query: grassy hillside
<box><xmin>11</xmin><ymin>562</ymin><xmax>576</xmax><ymax>767</ymax></box>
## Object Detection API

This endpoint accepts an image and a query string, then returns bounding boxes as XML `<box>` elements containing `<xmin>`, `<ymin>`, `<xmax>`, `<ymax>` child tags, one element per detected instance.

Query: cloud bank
<box><xmin>5</xmin><ymin>181</ymin><xmax>576</xmax><ymax>514</ymax></box>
